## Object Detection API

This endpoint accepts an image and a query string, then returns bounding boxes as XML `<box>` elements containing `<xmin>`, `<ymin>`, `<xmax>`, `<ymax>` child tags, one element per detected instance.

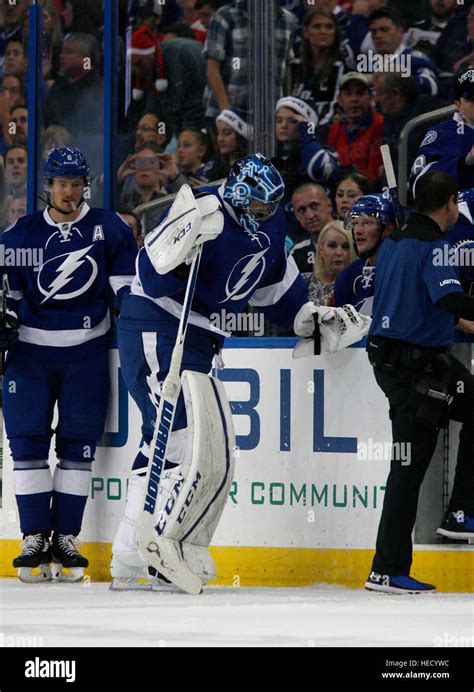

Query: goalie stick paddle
<box><xmin>380</xmin><ymin>144</ymin><xmax>405</xmax><ymax>230</ymax></box>
<box><xmin>136</xmin><ymin>246</ymin><xmax>203</xmax><ymax>595</ymax></box>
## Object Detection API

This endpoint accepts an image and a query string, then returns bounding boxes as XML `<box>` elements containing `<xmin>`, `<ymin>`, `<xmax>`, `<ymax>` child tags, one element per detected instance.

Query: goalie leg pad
<box><xmin>152</xmin><ymin>371</ymin><xmax>236</xmax><ymax>580</ymax></box>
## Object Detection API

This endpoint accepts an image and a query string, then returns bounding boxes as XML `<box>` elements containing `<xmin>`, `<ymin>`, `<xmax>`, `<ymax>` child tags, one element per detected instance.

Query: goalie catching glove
<box><xmin>293</xmin><ymin>302</ymin><xmax>371</xmax><ymax>356</ymax></box>
<box><xmin>145</xmin><ymin>184</ymin><xmax>224</xmax><ymax>274</ymax></box>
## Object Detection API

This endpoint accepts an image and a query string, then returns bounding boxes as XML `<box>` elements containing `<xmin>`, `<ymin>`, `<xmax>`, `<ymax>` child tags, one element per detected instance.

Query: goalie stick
<box><xmin>136</xmin><ymin>246</ymin><xmax>204</xmax><ymax>595</ymax></box>
<box><xmin>380</xmin><ymin>144</ymin><xmax>405</xmax><ymax>230</ymax></box>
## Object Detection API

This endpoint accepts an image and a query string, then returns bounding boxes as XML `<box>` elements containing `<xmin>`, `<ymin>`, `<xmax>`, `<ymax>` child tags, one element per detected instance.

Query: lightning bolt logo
<box><xmin>221</xmin><ymin>248</ymin><xmax>268</xmax><ymax>303</ymax></box>
<box><xmin>38</xmin><ymin>246</ymin><xmax>98</xmax><ymax>303</ymax></box>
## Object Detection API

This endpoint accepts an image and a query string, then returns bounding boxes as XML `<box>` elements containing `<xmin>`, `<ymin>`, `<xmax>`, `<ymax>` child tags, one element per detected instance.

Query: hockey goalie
<box><xmin>111</xmin><ymin>154</ymin><xmax>371</xmax><ymax>593</ymax></box>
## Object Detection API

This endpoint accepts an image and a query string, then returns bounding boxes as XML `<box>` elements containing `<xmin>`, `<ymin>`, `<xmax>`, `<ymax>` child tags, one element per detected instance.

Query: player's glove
<box><xmin>293</xmin><ymin>301</ymin><xmax>335</xmax><ymax>338</ymax></box>
<box><xmin>0</xmin><ymin>310</ymin><xmax>19</xmax><ymax>352</ymax></box>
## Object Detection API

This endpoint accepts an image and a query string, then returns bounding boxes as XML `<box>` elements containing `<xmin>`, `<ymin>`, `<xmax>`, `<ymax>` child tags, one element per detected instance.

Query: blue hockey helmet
<box><xmin>345</xmin><ymin>193</ymin><xmax>396</xmax><ymax>258</ymax></box>
<box><xmin>44</xmin><ymin>147</ymin><xmax>90</xmax><ymax>186</ymax></box>
<box><xmin>223</xmin><ymin>153</ymin><xmax>285</xmax><ymax>234</ymax></box>
<box><xmin>458</xmin><ymin>188</ymin><xmax>474</xmax><ymax>224</ymax></box>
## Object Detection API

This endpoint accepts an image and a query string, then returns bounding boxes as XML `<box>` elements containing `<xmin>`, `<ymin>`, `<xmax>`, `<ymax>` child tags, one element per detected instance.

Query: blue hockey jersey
<box><xmin>333</xmin><ymin>257</ymin><xmax>375</xmax><ymax>316</ymax></box>
<box><xmin>2</xmin><ymin>204</ymin><xmax>138</xmax><ymax>361</ymax></box>
<box><xmin>410</xmin><ymin>113</ymin><xmax>474</xmax><ymax>195</ymax></box>
<box><xmin>132</xmin><ymin>183</ymin><xmax>309</xmax><ymax>340</ymax></box>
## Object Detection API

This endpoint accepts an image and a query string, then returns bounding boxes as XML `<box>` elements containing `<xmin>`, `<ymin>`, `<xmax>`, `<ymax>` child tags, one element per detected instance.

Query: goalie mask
<box><xmin>43</xmin><ymin>147</ymin><xmax>90</xmax><ymax>215</ymax></box>
<box><xmin>223</xmin><ymin>153</ymin><xmax>284</xmax><ymax>235</ymax></box>
<box><xmin>345</xmin><ymin>193</ymin><xmax>395</xmax><ymax>259</ymax></box>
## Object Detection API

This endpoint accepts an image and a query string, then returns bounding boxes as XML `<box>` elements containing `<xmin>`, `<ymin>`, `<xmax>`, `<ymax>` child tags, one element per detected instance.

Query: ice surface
<box><xmin>1</xmin><ymin>579</ymin><xmax>472</xmax><ymax>647</ymax></box>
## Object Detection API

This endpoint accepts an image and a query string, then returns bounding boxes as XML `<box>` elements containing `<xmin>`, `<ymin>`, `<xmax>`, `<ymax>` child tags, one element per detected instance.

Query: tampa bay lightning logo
<box><xmin>221</xmin><ymin>245</ymin><xmax>270</xmax><ymax>303</ymax></box>
<box><xmin>37</xmin><ymin>245</ymin><xmax>98</xmax><ymax>304</ymax></box>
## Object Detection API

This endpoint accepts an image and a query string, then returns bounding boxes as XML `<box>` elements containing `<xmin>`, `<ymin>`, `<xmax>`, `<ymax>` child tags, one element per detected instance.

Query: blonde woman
<box><xmin>302</xmin><ymin>220</ymin><xmax>355</xmax><ymax>306</ymax></box>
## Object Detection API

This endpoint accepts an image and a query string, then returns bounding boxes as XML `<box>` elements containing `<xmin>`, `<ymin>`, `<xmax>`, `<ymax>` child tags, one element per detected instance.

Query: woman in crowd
<box><xmin>302</xmin><ymin>220</ymin><xmax>355</xmax><ymax>306</ymax></box>
<box><xmin>290</xmin><ymin>7</ymin><xmax>347</xmax><ymax>129</ymax></box>
<box><xmin>176</xmin><ymin>128</ymin><xmax>214</xmax><ymax>186</ymax></box>
<box><xmin>273</xmin><ymin>95</ymin><xmax>340</xmax><ymax>218</ymax></box>
<box><xmin>208</xmin><ymin>108</ymin><xmax>251</xmax><ymax>181</ymax></box>
<box><xmin>334</xmin><ymin>170</ymin><xmax>372</xmax><ymax>220</ymax></box>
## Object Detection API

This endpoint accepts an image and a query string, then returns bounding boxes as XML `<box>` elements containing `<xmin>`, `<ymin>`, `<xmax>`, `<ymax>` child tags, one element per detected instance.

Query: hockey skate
<box><xmin>110</xmin><ymin>474</ymin><xmax>181</xmax><ymax>592</ymax></box>
<box><xmin>51</xmin><ymin>533</ymin><xmax>88</xmax><ymax>582</ymax></box>
<box><xmin>13</xmin><ymin>534</ymin><xmax>52</xmax><ymax>583</ymax></box>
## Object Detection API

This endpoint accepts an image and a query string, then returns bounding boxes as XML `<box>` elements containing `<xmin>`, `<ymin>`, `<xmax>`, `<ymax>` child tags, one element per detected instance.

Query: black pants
<box><xmin>372</xmin><ymin>354</ymin><xmax>474</xmax><ymax>576</ymax></box>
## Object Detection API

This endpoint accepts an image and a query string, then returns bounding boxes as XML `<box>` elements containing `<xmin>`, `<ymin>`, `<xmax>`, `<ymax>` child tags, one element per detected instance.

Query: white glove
<box><xmin>293</xmin><ymin>301</ymin><xmax>336</xmax><ymax>337</ymax></box>
<box><xmin>145</xmin><ymin>185</ymin><xmax>223</xmax><ymax>274</ymax></box>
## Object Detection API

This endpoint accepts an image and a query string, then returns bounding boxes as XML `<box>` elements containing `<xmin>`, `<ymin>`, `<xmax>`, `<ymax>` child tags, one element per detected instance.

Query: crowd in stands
<box><xmin>0</xmin><ymin>0</ymin><xmax>472</xmax><ymax>318</ymax></box>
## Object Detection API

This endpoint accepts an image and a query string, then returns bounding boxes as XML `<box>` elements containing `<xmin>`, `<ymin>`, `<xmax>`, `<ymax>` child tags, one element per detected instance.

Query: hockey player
<box><xmin>333</xmin><ymin>194</ymin><xmax>396</xmax><ymax>316</ymax></box>
<box><xmin>111</xmin><ymin>153</ymin><xmax>368</xmax><ymax>590</ymax></box>
<box><xmin>1</xmin><ymin>147</ymin><xmax>138</xmax><ymax>583</ymax></box>
<box><xmin>410</xmin><ymin>66</ymin><xmax>474</xmax><ymax>196</ymax></box>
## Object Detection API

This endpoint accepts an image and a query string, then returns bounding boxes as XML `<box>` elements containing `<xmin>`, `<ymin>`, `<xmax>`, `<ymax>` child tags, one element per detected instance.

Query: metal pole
<box><xmin>103</xmin><ymin>0</ymin><xmax>119</xmax><ymax>210</ymax></box>
<box><xmin>26</xmin><ymin>2</ymin><xmax>43</xmax><ymax>214</ymax></box>
<box><xmin>248</xmin><ymin>1</ymin><xmax>276</xmax><ymax>157</ymax></box>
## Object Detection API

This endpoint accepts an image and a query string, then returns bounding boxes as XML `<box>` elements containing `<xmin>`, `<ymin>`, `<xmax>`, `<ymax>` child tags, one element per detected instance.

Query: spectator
<box><xmin>209</xmin><ymin>108</ymin><xmax>251</xmax><ymax>180</ymax></box>
<box><xmin>273</xmin><ymin>96</ymin><xmax>341</xmax><ymax>203</ymax></box>
<box><xmin>340</xmin><ymin>0</ymin><xmax>386</xmax><ymax>63</ymax></box>
<box><xmin>410</xmin><ymin>66</ymin><xmax>474</xmax><ymax>196</ymax></box>
<box><xmin>41</xmin><ymin>125</ymin><xmax>73</xmax><ymax>160</ymax></box>
<box><xmin>365</xmin><ymin>8</ymin><xmax>439</xmax><ymax>96</ymax></box>
<box><xmin>0</xmin><ymin>1</ymin><xmax>25</xmax><ymax>71</ymax></box>
<box><xmin>179</xmin><ymin>0</ymin><xmax>207</xmax><ymax>42</ymax></box>
<box><xmin>10</xmin><ymin>104</ymin><xmax>27</xmax><ymax>146</ymax></box>
<box><xmin>452</xmin><ymin>6</ymin><xmax>474</xmax><ymax>75</ymax></box>
<box><xmin>22</xmin><ymin>1</ymin><xmax>63</xmax><ymax>82</ymax></box>
<box><xmin>162</xmin><ymin>23</ymin><xmax>196</xmax><ymax>40</ymax></box>
<box><xmin>407</xmin><ymin>0</ymin><xmax>458</xmax><ymax>55</ymax></box>
<box><xmin>203</xmin><ymin>0</ymin><xmax>296</xmax><ymax>122</ymax></box>
<box><xmin>119</xmin><ymin>209</ymin><xmax>144</xmax><ymax>247</ymax></box>
<box><xmin>302</xmin><ymin>220</ymin><xmax>355</xmax><ymax>305</ymax></box>
<box><xmin>60</xmin><ymin>0</ymin><xmax>104</xmax><ymax>38</ymax></box>
<box><xmin>373</xmin><ymin>72</ymin><xmax>442</xmax><ymax>184</ymax></box>
<box><xmin>334</xmin><ymin>170</ymin><xmax>372</xmax><ymax>220</ymax></box>
<box><xmin>195</xmin><ymin>0</ymin><xmax>227</xmax><ymax>29</ymax></box>
<box><xmin>0</xmin><ymin>74</ymin><xmax>25</xmax><ymax>152</ymax></box>
<box><xmin>433</xmin><ymin>3</ymin><xmax>473</xmax><ymax>76</ymax></box>
<box><xmin>128</xmin><ymin>4</ymin><xmax>167</xmax><ymax>104</ymax></box>
<box><xmin>3</xmin><ymin>39</ymin><xmax>27</xmax><ymax>77</ymax></box>
<box><xmin>44</xmin><ymin>33</ymin><xmax>103</xmax><ymax>172</ymax></box>
<box><xmin>5</xmin><ymin>192</ymin><xmax>26</xmax><ymax>225</ymax></box>
<box><xmin>289</xmin><ymin>182</ymin><xmax>333</xmax><ymax>272</ymax></box>
<box><xmin>160</xmin><ymin>36</ymin><xmax>207</xmax><ymax>132</ymax></box>
<box><xmin>291</xmin><ymin>8</ymin><xmax>347</xmax><ymax>129</ymax></box>
<box><xmin>176</xmin><ymin>128</ymin><xmax>214</xmax><ymax>185</ymax></box>
<box><xmin>326</xmin><ymin>71</ymin><xmax>383</xmax><ymax>183</ymax></box>
<box><xmin>3</xmin><ymin>144</ymin><xmax>27</xmax><ymax>198</ymax></box>
<box><xmin>118</xmin><ymin>142</ymin><xmax>189</xmax><ymax>208</ymax></box>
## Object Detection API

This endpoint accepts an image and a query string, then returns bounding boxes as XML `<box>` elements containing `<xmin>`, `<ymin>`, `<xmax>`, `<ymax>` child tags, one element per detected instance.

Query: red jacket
<box><xmin>327</xmin><ymin>108</ymin><xmax>383</xmax><ymax>182</ymax></box>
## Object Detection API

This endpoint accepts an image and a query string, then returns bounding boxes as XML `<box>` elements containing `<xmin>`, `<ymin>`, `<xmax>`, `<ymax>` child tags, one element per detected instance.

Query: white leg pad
<box><xmin>151</xmin><ymin>371</ymin><xmax>236</xmax><ymax>582</ymax></box>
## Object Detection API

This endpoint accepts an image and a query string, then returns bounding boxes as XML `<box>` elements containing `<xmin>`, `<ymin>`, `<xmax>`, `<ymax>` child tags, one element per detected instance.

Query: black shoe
<box><xmin>437</xmin><ymin>511</ymin><xmax>474</xmax><ymax>541</ymax></box>
<box><xmin>13</xmin><ymin>534</ymin><xmax>51</xmax><ymax>569</ymax></box>
<box><xmin>52</xmin><ymin>533</ymin><xmax>89</xmax><ymax>569</ymax></box>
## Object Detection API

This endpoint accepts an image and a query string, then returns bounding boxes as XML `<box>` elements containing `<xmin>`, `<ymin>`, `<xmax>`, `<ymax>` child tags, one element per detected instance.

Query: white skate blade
<box><xmin>138</xmin><ymin>537</ymin><xmax>202</xmax><ymax>595</ymax></box>
<box><xmin>51</xmin><ymin>562</ymin><xmax>85</xmax><ymax>583</ymax></box>
<box><xmin>17</xmin><ymin>564</ymin><xmax>52</xmax><ymax>584</ymax></box>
